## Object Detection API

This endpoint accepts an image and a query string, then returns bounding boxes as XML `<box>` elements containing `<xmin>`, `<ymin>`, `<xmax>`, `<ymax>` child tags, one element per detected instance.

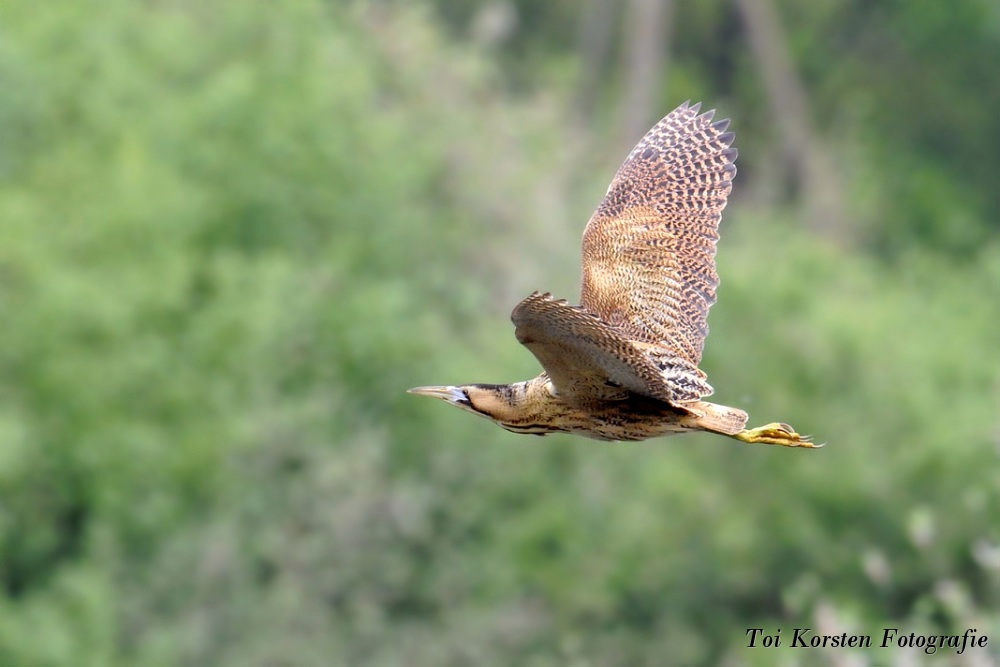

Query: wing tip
<box><xmin>712</xmin><ymin>118</ymin><xmax>731</xmax><ymax>133</ymax></box>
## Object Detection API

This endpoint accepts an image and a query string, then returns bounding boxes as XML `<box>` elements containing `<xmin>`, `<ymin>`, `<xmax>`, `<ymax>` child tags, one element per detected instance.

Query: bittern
<box><xmin>411</xmin><ymin>101</ymin><xmax>818</xmax><ymax>447</ymax></box>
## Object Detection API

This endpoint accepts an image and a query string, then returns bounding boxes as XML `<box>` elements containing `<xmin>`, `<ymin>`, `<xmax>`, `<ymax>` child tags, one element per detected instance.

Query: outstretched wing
<box><xmin>511</xmin><ymin>292</ymin><xmax>712</xmax><ymax>406</ymax></box>
<box><xmin>580</xmin><ymin>101</ymin><xmax>737</xmax><ymax>367</ymax></box>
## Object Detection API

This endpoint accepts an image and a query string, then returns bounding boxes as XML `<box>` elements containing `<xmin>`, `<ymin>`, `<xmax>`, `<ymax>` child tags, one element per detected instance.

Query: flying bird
<box><xmin>410</xmin><ymin>101</ymin><xmax>818</xmax><ymax>447</ymax></box>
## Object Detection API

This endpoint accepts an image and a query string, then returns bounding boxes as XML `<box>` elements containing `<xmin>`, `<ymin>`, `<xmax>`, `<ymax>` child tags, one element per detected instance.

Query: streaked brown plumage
<box><xmin>410</xmin><ymin>101</ymin><xmax>818</xmax><ymax>447</ymax></box>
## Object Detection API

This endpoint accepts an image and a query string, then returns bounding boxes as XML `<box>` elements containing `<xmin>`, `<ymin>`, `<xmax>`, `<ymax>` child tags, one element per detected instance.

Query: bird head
<box><xmin>407</xmin><ymin>384</ymin><xmax>514</xmax><ymax>424</ymax></box>
<box><xmin>408</xmin><ymin>380</ymin><xmax>568</xmax><ymax>437</ymax></box>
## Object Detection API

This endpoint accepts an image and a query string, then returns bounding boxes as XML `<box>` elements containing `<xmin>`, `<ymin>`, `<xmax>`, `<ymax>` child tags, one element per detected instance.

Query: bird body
<box><xmin>410</xmin><ymin>379</ymin><xmax>747</xmax><ymax>442</ymax></box>
<box><xmin>411</xmin><ymin>101</ymin><xmax>818</xmax><ymax>448</ymax></box>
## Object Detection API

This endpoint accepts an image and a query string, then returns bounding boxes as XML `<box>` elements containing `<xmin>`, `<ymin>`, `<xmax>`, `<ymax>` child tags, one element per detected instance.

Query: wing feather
<box><xmin>580</xmin><ymin>102</ymin><xmax>737</xmax><ymax>367</ymax></box>
<box><xmin>511</xmin><ymin>292</ymin><xmax>712</xmax><ymax>405</ymax></box>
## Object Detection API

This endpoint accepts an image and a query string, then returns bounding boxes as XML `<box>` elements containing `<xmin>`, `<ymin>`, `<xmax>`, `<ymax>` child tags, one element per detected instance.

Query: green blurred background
<box><xmin>0</xmin><ymin>1</ymin><xmax>997</xmax><ymax>665</ymax></box>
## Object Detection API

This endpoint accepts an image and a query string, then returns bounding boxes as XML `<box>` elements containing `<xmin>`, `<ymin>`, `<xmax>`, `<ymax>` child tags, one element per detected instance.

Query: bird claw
<box><xmin>733</xmin><ymin>422</ymin><xmax>822</xmax><ymax>448</ymax></box>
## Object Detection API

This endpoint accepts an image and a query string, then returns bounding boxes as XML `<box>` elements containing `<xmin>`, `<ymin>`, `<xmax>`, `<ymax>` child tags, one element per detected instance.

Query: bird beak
<box><xmin>407</xmin><ymin>386</ymin><xmax>467</xmax><ymax>404</ymax></box>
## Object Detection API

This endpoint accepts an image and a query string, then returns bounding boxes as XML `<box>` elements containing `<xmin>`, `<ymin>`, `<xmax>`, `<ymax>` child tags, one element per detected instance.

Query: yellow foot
<box><xmin>732</xmin><ymin>422</ymin><xmax>822</xmax><ymax>448</ymax></box>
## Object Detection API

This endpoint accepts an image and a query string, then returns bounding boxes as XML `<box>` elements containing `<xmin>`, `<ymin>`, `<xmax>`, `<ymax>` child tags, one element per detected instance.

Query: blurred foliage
<box><xmin>0</xmin><ymin>0</ymin><xmax>997</xmax><ymax>666</ymax></box>
<box><xmin>433</xmin><ymin>0</ymin><xmax>1000</xmax><ymax>257</ymax></box>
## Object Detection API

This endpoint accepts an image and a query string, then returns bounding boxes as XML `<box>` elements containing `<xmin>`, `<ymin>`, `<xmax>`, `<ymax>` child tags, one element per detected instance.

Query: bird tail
<box><xmin>681</xmin><ymin>401</ymin><xmax>748</xmax><ymax>436</ymax></box>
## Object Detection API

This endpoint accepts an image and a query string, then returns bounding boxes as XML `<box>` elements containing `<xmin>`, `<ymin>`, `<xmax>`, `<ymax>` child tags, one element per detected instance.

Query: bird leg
<box><xmin>731</xmin><ymin>422</ymin><xmax>821</xmax><ymax>448</ymax></box>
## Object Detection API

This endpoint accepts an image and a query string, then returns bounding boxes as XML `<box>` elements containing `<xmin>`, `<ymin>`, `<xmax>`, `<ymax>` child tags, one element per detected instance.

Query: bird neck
<box><xmin>467</xmin><ymin>375</ymin><xmax>576</xmax><ymax>436</ymax></box>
